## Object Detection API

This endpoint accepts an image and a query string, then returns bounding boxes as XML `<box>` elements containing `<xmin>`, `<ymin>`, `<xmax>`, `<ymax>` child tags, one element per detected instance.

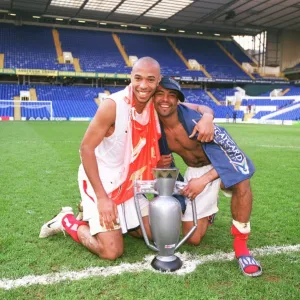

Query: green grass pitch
<box><xmin>0</xmin><ymin>122</ymin><xmax>300</xmax><ymax>299</ymax></box>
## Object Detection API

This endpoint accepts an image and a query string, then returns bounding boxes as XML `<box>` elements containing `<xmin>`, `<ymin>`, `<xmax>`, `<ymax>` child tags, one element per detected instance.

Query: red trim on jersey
<box><xmin>83</xmin><ymin>180</ymin><xmax>95</xmax><ymax>203</ymax></box>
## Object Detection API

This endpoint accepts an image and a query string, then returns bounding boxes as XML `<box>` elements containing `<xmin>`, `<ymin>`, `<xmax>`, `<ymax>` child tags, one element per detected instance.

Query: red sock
<box><xmin>231</xmin><ymin>224</ymin><xmax>259</xmax><ymax>274</ymax></box>
<box><xmin>62</xmin><ymin>214</ymin><xmax>87</xmax><ymax>243</ymax></box>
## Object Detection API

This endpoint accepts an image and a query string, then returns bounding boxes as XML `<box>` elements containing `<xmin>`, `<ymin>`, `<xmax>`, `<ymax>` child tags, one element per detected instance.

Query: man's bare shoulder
<box><xmin>94</xmin><ymin>98</ymin><xmax>116</xmax><ymax>125</ymax></box>
<box><xmin>80</xmin><ymin>99</ymin><xmax>117</xmax><ymax>147</ymax></box>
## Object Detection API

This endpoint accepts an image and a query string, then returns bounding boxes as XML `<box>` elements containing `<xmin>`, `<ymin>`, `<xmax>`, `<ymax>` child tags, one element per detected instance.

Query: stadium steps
<box><xmin>234</xmin><ymin>100</ymin><xmax>242</xmax><ymax>110</ymax></box>
<box><xmin>29</xmin><ymin>88</ymin><xmax>37</xmax><ymax>101</ymax></box>
<box><xmin>73</xmin><ymin>58</ymin><xmax>82</xmax><ymax>72</ymax></box>
<box><xmin>216</xmin><ymin>41</ymin><xmax>255</xmax><ymax>80</ymax></box>
<box><xmin>112</xmin><ymin>33</ymin><xmax>131</xmax><ymax>67</ymax></box>
<box><xmin>0</xmin><ymin>53</ymin><xmax>4</xmax><ymax>68</ymax></box>
<box><xmin>13</xmin><ymin>96</ymin><xmax>21</xmax><ymax>120</ymax></box>
<box><xmin>206</xmin><ymin>91</ymin><xmax>221</xmax><ymax>105</ymax></box>
<box><xmin>166</xmin><ymin>38</ymin><xmax>192</xmax><ymax>70</ymax></box>
<box><xmin>244</xmin><ymin>112</ymin><xmax>254</xmax><ymax>121</ymax></box>
<box><xmin>52</xmin><ymin>29</ymin><xmax>64</xmax><ymax>64</ymax></box>
<box><xmin>280</xmin><ymin>88</ymin><xmax>290</xmax><ymax>96</ymax></box>
<box><xmin>200</xmin><ymin>65</ymin><xmax>212</xmax><ymax>78</ymax></box>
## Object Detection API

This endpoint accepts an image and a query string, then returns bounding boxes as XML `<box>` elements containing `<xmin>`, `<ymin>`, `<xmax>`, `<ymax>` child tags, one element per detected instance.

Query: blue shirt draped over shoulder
<box><xmin>158</xmin><ymin>104</ymin><xmax>255</xmax><ymax>188</ymax></box>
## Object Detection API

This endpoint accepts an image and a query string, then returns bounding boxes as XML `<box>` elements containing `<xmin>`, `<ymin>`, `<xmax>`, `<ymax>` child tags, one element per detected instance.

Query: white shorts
<box><xmin>182</xmin><ymin>165</ymin><xmax>221</xmax><ymax>222</ymax></box>
<box><xmin>78</xmin><ymin>178</ymin><xmax>149</xmax><ymax>235</ymax></box>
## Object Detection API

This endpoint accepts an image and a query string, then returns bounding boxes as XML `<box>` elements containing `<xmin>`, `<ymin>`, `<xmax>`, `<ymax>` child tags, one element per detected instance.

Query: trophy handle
<box><xmin>173</xmin><ymin>181</ymin><xmax>198</xmax><ymax>250</ymax></box>
<box><xmin>134</xmin><ymin>180</ymin><xmax>159</xmax><ymax>252</ymax></box>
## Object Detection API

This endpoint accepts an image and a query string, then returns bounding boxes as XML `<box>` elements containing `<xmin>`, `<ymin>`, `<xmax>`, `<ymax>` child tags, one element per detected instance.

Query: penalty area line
<box><xmin>1</xmin><ymin>244</ymin><xmax>300</xmax><ymax>290</ymax></box>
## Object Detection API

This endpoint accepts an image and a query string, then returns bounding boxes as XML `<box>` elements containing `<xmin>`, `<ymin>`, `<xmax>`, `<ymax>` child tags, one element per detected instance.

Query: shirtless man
<box><xmin>39</xmin><ymin>58</ymin><xmax>215</xmax><ymax>261</ymax></box>
<box><xmin>154</xmin><ymin>76</ymin><xmax>262</xmax><ymax>277</ymax></box>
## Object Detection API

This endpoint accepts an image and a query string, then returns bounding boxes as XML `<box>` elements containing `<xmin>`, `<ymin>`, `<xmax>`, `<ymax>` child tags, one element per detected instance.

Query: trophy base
<box><xmin>151</xmin><ymin>255</ymin><xmax>182</xmax><ymax>272</ymax></box>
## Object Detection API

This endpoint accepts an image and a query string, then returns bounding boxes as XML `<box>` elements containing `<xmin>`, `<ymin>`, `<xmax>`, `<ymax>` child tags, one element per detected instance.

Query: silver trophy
<box><xmin>134</xmin><ymin>168</ymin><xmax>197</xmax><ymax>272</ymax></box>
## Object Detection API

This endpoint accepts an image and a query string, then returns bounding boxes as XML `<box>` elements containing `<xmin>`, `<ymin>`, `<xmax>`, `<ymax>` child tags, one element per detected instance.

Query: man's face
<box><xmin>131</xmin><ymin>62</ymin><xmax>161</xmax><ymax>104</ymax></box>
<box><xmin>153</xmin><ymin>85</ymin><xmax>179</xmax><ymax>118</ymax></box>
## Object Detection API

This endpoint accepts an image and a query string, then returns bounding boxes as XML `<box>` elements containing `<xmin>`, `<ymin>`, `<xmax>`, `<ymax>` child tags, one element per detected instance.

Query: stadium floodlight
<box><xmin>32</xmin><ymin>16</ymin><xmax>41</xmax><ymax>19</ymax></box>
<box><xmin>0</xmin><ymin>100</ymin><xmax>53</xmax><ymax>121</ymax></box>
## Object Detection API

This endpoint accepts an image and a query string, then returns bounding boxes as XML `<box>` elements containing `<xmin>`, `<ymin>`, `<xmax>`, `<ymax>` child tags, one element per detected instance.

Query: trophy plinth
<box><xmin>151</xmin><ymin>255</ymin><xmax>182</xmax><ymax>272</ymax></box>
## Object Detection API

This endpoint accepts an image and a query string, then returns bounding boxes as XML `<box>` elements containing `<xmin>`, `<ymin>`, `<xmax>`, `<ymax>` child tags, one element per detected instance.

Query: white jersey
<box><xmin>78</xmin><ymin>88</ymin><xmax>131</xmax><ymax>194</ymax></box>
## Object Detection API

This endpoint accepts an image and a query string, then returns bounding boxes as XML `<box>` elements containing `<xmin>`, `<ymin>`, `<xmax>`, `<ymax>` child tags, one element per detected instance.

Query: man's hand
<box><xmin>189</xmin><ymin>113</ymin><xmax>214</xmax><ymax>142</ymax></box>
<box><xmin>97</xmin><ymin>196</ymin><xmax>118</xmax><ymax>230</ymax></box>
<box><xmin>180</xmin><ymin>178</ymin><xmax>207</xmax><ymax>200</ymax></box>
<box><xmin>156</xmin><ymin>154</ymin><xmax>173</xmax><ymax>168</ymax></box>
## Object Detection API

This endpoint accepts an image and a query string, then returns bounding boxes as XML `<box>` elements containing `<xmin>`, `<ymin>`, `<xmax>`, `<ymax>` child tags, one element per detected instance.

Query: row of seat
<box><xmin>0</xmin><ymin>24</ymin><xmax>254</xmax><ymax>79</ymax></box>
<box><xmin>1</xmin><ymin>83</ymin><xmax>299</xmax><ymax>120</ymax></box>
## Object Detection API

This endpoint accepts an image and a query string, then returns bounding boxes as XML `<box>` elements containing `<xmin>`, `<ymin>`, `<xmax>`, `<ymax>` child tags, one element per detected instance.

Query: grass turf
<box><xmin>0</xmin><ymin>122</ymin><xmax>299</xmax><ymax>299</ymax></box>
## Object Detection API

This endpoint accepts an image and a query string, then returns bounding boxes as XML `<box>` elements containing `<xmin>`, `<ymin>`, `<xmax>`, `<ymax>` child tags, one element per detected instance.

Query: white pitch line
<box><xmin>1</xmin><ymin>244</ymin><xmax>300</xmax><ymax>290</ymax></box>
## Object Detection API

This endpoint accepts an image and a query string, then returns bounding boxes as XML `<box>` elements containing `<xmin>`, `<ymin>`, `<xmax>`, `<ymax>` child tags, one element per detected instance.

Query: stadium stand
<box><xmin>0</xmin><ymin>23</ymin><xmax>299</xmax><ymax>122</ymax></box>
<box><xmin>117</xmin><ymin>33</ymin><xmax>204</xmax><ymax>77</ymax></box>
<box><xmin>219</xmin><ymin>41</ymin><xmax>253</xmax><ymax>65</ymax></box>
<box><xmin>284</xmin><ymin>86</ymin><xmax>300</xmax><ymax>96</ymax></box>
<box><xmin>209</xmin><ymin>88</ymin><xmax>237</xmax><ymax>102</ymax></box>
<box><xmin>252</xmin><ymin>111</ymin><xmax>273</xmax><ymax>119</ymax></box>
<box><xmin>58</xmin><ymin>29</ymin><xmax>127</xmax><ymax>73</ymax></box>
<box><xmin>170</xmin><ymin>38</ymin><xmax>251</xmax><ymax>80</ymax></box>
<box><xmin>0</xmin><ymin>104</ymin><xmax>13</xmax><ymax>118</ymax></box>
<box><xmin>241</xmin><ymin>99</ymin><xmax>294</xmax><ymax>108</ymax></box>
<box><xmin>0</xmin><ymin>24</ymin><xmax>73</xmax><ymax>71</ymax></box>
<box><xmin>269</xmin><ymin>108</ymin><xmax>300</xmax><ymax>120</ymax></box>
<box><xmin>36</xmin><ymin>85</ymin><xmax>100</xmax><ymax>118</ymax></box>
<box><xmin>0</xmin><ymin>24</ymin><xmax>264</xmax><ymax>80</ymax></box>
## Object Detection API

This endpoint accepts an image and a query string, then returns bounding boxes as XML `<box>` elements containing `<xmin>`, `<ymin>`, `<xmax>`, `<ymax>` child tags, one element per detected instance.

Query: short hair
<box><xmin>132</xmin><ymin>57</ymin><xmax>160</xmax><ymax>73</ymax></box>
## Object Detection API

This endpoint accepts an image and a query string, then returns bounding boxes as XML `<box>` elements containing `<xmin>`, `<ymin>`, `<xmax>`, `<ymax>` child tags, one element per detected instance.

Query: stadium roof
<box><xmin>1</xmin><ymin>0</ymin><xmax>300</xmax><ymax>35</ymax></box>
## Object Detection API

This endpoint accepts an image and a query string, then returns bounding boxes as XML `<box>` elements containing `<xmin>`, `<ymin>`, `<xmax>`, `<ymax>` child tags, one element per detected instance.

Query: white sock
<box><xmin>232</xmin><ymin>219</ymin><xmax>251</xmax><ymax>234</ymax></box>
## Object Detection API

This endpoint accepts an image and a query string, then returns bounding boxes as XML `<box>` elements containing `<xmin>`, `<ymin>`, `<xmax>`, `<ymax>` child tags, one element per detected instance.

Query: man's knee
<box><xmin>99</xmin><ymin>247</ymin><xmax>123</xmax><ymax>260</ymax></box>
<box><xmin>183</xmin><ymin>223</ymin><xmax>207</xmax><ymax>246</ymax></box>
<box><xmin>129</xmin><ymin>226</ymin><xmax>152</xmax><ymax>241</ymax></box>
<box><xmin>186</xmin><ymin>234</ymin><xmax>205</xmax><ymax>246</ymax></box>
<box><xmin>95</xmin><ymin>231</ymin><xmax>124</xmax><ymax>260</ymax></box>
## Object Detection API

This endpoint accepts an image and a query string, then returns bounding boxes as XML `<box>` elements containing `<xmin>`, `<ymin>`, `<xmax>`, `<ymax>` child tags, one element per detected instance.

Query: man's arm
<box><xmin>181</xmin><ymin>103</ymin><xmax>215</xmax><ymax>143</ymax></box>
<box><xmin>180</xmin><ymin>167</ymin><xmax>219</xmax><ymax>200</ymax></box>
<box><xmin>80</xmin><ymin>98</ymin><xmax>118</xmax><ymax>230</ymax></box>
<box><xmin>182</xmin><ymin>103</ymin><xmax>214</xmax><ymax>118</ymax></box>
